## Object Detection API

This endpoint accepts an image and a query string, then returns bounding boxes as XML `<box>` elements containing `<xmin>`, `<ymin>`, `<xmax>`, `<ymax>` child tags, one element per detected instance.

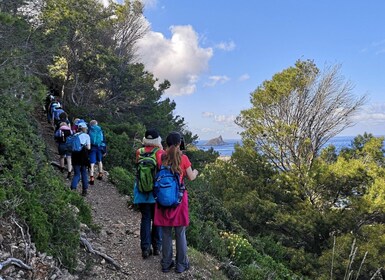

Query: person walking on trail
<box><xmin>71</xmin><ymin>122</ymin><xmax>91</xmax><ymax>196</ymax></box>
<box><xmin>44</xmin><ymin>94</ymin><xmax>55</xmax><ymax>123</ymax></box>
<box><xmin>54</xmin><ymin>122</ymin><xmax>73</xmax><ymax>179</ymax></box>
<box><xmin>71</xmin><ymin>118</ymin><xmax>83</xmax><ymax>134</ymax></box>
<box><xmin>134</xmin><ymin>129</ymin><xmax>163</xmax><ymax>259</ymax></box>
<box><xmin>88</xmin><ymin>120</ymin><xmax>106</xmax><ymax>185</ymax></box>
<box><xmin>54</xmin><ymin>111</ymin><xmax>70</xmax><ymax>132</ymax></box>
<box><xmin>154</xmin><ymin>132</ymin><xmax>198</xmax><ymax>273</ymax></box>
<box><xmin>48</xmin><ymin>98</ymin><xmax>61</xmax><ymax>125</ymax></box>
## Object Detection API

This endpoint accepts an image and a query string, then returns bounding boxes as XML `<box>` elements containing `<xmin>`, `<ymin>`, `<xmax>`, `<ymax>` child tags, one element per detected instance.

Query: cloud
<box><xmin>214</xmin><ymin>114</ymin><xmax>236</xmax><ymax>125</ymax></box>
<box><xmin>140</xmin><ymin>0</ymin><xmax>158</xmax><ymax>8</ymax></box>
<box><xmin>202</xmin><ymin>112</ymin><xmax>214</xmax><ymax>118</ymax></box>
<box><xmin>204</xmin><ymin>75</ymin><xmax>230</xmax><ymax>87</ymax></box>
<box><xmin>215</xmin><ymin>40</ymin><xmax>236</xmax><ymax>51</ymax></box>
<box><xmin>137</xmin><ymin>25</ymin><xmax>213</xmax><ymax>96</ymax></box>
<box><xmin>362</xmin><ymin>39</ymin><xmax>385</xmax><ymax>55</ymax></box>
<box><xmin>238</xmin><ymin>73</ymin><xmax>250</xmax><ymax>81</ymax></box>
<box><xmin>351</xmin><ymin>103</ymin><xmax>385</xmax><ymax>124</ymax></box>
<box><xmin>202</xmin><ymin>112</ymin><xmax>236</xmax><ymax>125</ymax></box>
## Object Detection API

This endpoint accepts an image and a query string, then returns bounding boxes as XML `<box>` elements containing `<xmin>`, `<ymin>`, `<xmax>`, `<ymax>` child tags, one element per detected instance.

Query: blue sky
<box><xmin>127</xmin><ymin>0</ymin><xmax>385</xmax><ymax>140</ymax></box>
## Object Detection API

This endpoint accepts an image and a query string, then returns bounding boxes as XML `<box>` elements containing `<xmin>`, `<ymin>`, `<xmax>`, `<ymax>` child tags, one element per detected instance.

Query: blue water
<box><xmin>195</xmin><ymin>136</ymin><xmax>358</xmax><ymax>157</ymax></box>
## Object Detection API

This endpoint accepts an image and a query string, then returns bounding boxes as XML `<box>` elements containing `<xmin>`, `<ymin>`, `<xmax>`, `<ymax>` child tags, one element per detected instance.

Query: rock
<box><xmin>203</xmin><ymin>135</ymin><xmax>226</xmax><ymax>146</ymax></box>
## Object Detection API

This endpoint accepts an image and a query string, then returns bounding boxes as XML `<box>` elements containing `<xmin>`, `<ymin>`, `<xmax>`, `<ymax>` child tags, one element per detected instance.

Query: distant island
<box><xmin>203</xmin><ymin>135</ymin><xmax>227</xmax><ymax>146</ymax></box>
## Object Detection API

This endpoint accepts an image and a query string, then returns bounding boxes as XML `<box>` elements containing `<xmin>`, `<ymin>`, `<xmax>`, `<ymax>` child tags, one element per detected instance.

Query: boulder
<box><xmin>204</xmin><ymin>135</ymin><xmax>226</xmax><ymax>146</ymax></box>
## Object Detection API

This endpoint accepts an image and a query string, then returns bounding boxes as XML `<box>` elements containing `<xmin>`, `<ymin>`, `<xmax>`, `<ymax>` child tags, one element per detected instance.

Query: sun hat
<box><xmin>78</xmin><ymin>122</ymin><xmax>88</xmax><ymax>129</ymax></box>
<box><xmin>143</xmin><ymin>129</ymin><xmax>162</xmax><ymax>147</ymax></box>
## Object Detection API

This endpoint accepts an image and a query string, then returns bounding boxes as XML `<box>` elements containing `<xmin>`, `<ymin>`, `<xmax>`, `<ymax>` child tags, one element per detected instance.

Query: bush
<box><xmin>109</xmin><ymin>166</ymin><xmax>135</xmax><ymax>197</ymax></box>
<box><xmin>0</xmin><ymin>96</ymin><xmax>91</xmax><ymax>271</ymax></box>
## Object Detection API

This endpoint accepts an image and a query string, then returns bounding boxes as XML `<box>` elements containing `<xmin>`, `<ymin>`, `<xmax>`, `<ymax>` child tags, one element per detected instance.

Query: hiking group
<box><xmin>45</xmin><ymin>94</ymin><xmax>106</xmax><ymax>196</ymax></box>
<box><xmin>45</xmin><ymin>94</ymin><xmax>199</xmax><ymax>274</ymax></box>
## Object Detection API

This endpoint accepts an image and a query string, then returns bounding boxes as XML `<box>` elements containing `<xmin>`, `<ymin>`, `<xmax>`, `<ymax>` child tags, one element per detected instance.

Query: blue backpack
<box><xmin>153</xmin><ymin>166</ymin><xmax>185</xmax><ymax>208</ymax></box>
<box><xmin>65</xmin><ymin>132</ymin><xmax>83</xmax><ymax>152</ymax></box>
<box><xmin>89</xmin><ymin>125</ymin><xmax>103</xmax><ymax>146</ymax></box>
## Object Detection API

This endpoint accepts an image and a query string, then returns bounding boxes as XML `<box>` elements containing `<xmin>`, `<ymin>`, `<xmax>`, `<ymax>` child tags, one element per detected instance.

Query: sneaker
<box><xmin>142</xmin><ymin>249</ymin><xmax>152</xmax><ymax>259</ymax></box>
<box><xmin>162</xmin><ymin>260</ymin><xmax>175</xmax><ymax>273</ymax></box>
<box><xmin>89</xmin><ymin>176</ymin><xmax>94</xmax><ymax>185</ymax></box>
<box><xmin>81</xmin><ymin>189</ymin><xmax>87</xmax><ymax>196</ymax></box>
<box><xmin>96</xmin><ymin>173</ymin><xmax>103</xmax><ymax>180</ymax></box>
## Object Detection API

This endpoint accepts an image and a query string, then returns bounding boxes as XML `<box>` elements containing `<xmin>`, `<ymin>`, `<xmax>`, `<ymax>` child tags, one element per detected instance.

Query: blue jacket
<box><xmin>133</xmin><ymin>181</ymin><xmax>155</xmax><ymax>204</ymax></box>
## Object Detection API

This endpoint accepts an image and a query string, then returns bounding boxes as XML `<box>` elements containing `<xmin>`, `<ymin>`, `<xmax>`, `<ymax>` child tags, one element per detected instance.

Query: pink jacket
<box><xmin>154</xmin><ymin>153</ymin><xmax>192</xmax><ymax>227</ymax></box>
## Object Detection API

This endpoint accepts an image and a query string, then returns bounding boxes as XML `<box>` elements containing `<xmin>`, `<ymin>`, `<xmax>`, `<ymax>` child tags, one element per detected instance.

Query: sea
<box><xmin>195</xmin><ymin>136</ymin><xmax>368</xmax><ymax>157</ymax></box>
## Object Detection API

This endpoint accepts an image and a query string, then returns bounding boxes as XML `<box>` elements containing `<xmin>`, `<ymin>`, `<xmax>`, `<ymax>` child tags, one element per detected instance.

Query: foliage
<box><xmin>184</xmin><ymin>147</ymin><xmax>219</xmax><ymax>171</ymax></box>
<box><xmin>236</xmin><ymin>59</ymin><xmax>366</xmax><ymax>176</ymax></box>
<box><xmin>0</xmin><ymin>96</ymin><xmax>91</xmax><ymax>271</ymax></box>
<box><xmin>108</xmin><ymin>167</ymin><xmax>135</xmax><ymax>197</ymax></box>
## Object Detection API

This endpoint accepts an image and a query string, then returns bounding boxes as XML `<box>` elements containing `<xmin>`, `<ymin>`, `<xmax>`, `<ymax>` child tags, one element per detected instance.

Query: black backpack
<box><xmin>56</xmin><ymin>128</ymin><xmax>72</xmax><ymax>144</ymax></box>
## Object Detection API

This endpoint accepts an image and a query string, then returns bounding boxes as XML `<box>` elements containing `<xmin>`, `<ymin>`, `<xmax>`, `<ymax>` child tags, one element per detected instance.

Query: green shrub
<box><xmin>0</xmin><ymin>96</ymin><xmax>91</xmax><ymax>271</ymax></box>
<box><xmin>109</xmin><ymin>166</ymin><xmax>135</xmax><ymax>196</ymax></box>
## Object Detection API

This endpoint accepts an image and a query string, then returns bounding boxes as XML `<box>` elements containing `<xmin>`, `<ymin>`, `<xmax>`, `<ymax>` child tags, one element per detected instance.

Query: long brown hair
<box><xmin>162</xmin><ymin>145</ymin><xmax>182</xmax><ymax>174</ymax></box>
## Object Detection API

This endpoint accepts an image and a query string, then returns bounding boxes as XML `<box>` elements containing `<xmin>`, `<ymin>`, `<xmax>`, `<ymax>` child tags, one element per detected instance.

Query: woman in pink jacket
<box><xmin>154</xmin><ymin>132</ymin><xmax>198</xmax><ymax>273</ymax></box>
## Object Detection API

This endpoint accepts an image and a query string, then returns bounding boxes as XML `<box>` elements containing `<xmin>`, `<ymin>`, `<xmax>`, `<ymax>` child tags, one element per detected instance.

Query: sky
<box><xmin>116</xmin><ymin>0</ymin><xmax>385</xmax><ymax>140</ymax></box>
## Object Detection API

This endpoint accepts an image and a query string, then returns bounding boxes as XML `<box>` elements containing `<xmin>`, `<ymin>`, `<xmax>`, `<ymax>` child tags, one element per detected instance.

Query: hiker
<box><xmin>154</xmin><ymin>132</ymin><xmax>198</xmax><ymax>273</ymax></box>
<box><xmin>88</xmin><ymin>120</ymin><xmax>106</xmax><ymax>185</ymax></box>
<box><xmin>70</xmin><ymin>121</ymin><xmax>91</xmax><ymax>196</ymax></box>
<box><xmin>48</xmin><ymin>98</ymin><xmax>61</xmax><ymax>125</ymax></box>
<box><xmin>51</xmin><ymin>104</ymin><xmax>65</xmax><ymax>129</ymax></box>
<box><xmin>54</xmin><ymin>111</ymin><xmax>70</xmax><ymax>132</ymax></box>
<box><xmin>54</xmin><ymin>122</ymin><xmax>73</xmax><ymax>179</ymax></box>
<box><xmin>44</xmin><ymin>94</ymin><xmax>55</xmax><ymax>123</ymax></box>
<box><xmin>134</xmin><ymin>129</ymin><xmax>163</xmax><ymax>259</ymax></box>
<box><xmin>71</xmin><ymin>118</ymin><xmax>81</xmax><ymax>134</ymax></box>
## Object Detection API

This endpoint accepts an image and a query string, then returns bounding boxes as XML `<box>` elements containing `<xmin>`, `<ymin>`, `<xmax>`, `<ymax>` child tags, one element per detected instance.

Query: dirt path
<box><xmin>37</xmin><ymin>113</ymin><xmax>208</xmax><ymax>280</ymax></box>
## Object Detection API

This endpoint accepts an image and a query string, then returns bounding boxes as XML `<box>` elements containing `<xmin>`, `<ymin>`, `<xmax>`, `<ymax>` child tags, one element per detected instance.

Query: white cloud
<box><xmin>351</xmin><ymin>103</ymin><xmax>385</xmax><ymax>124</ymax></box>
<box><xmin>137</xmin><ymin>25</ymin><xmax>213</xmax><ymax>96</ymax></box>
<box><xmin>140</xmin><ymin>0</ymin><xmax>158</xmax><ymax>8</ymax></box>
<box><xmin>215</xmin><ymin>40</ymin><xmax>236</xmax><ymax>51</ymax></box>
<box><xmin>202</xmin><ymin>112</ymin><xmax>214</xmax><ymax>118</ymax></box>
<box><xmin>214</xmin><ymin>114</ymin><xmax>236</xmax><ymax>125</ymax></box>
<box><xmin>202</xmin><ymin>112</ymin><xmax>237</xmax><ymax>125</ymax></box>
<box><xmin>204</xmin><ymin>75</ymin><xmax>230</xmax><ymax>87</ymax></box>
<box><xmin>99</xmin><ymin>0</ymin><xmax>109</xmax><ymax>7</ymax></box>
<box><xmin>363</xmin><ymin>39</ymin><xmax>385</xmax><ymax>56</ymax></box>
<box><xmin>238</xmin><ymin>73</ymin><xmax>250</xmax><ymax>81</ymax></box>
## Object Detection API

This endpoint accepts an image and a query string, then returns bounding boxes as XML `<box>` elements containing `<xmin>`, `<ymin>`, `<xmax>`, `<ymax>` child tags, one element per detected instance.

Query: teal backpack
<box><xmin>89</xmin><ymin>125</ymin><xmax>103</xmax><ymax>146</ymax></box>
<box><xmin>136</xmin><ymin>147</ymin><xmax>159</xmax><ymax>193</ymax></box>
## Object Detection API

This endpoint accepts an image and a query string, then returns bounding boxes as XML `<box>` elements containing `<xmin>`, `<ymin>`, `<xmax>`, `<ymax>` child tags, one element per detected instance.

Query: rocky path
<box><xmin>37</xmin><ymin>113</ymin><xmax>216</xmax><ymax>280</ymax></box>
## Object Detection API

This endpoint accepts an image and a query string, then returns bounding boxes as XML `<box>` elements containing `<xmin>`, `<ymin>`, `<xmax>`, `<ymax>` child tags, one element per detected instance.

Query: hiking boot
<box><xmin>81</xmin><ymin>189</ymin><xmax>87</xmax><ymax>196</ymax></box>
<box><xmin>153</xmin><ymin>248</ymin><xmax>161</xmax><ymax>256</ymax></box>
<box><xmin>89</xmin><ymin>176</ymin><xmax>94</xmax><ymax>185</ymax></box>
<box><xmin>142</xmin><ymin>249</ymin><xmax>152</xmax><ymax>259</ymax></box>
<box><xmin>162</xmin><ymin>260</ymin><xmax>175</xmax><ymax>273</ymax></box>
<box><xmin>96</xmin><ymin>173</ymin><xmax>103</xmax><ymax>180</ymax></box>
<box><xmin>66</xmin><ymin>172</ymin><xmax>72</xmax><ymax>179</ymax></box>
<box><xmin>60</xmin><ymin>167</ymin><xmax>65</xmax><ymax>173</ymax></box>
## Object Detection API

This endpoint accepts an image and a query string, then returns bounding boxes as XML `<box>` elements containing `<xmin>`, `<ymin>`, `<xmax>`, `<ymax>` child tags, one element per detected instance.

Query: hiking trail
<box><xmin>37</xmin><ymin>113</ymin><xmax>216</xmax><ymax>280</ymax></box>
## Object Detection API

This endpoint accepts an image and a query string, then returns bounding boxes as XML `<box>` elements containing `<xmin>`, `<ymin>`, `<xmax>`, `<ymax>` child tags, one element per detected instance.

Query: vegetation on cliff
<box><xmin>1</xmin><ymin>0</ymin><xmax>385</xmax><ymax>279</ymax></box>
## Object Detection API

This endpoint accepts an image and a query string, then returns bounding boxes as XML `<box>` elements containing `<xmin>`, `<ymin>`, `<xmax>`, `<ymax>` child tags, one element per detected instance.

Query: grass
<box><xmin>189</xmin><ymin>247</ymin><xmax>228</xmax><ymax>279</ymax></box>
